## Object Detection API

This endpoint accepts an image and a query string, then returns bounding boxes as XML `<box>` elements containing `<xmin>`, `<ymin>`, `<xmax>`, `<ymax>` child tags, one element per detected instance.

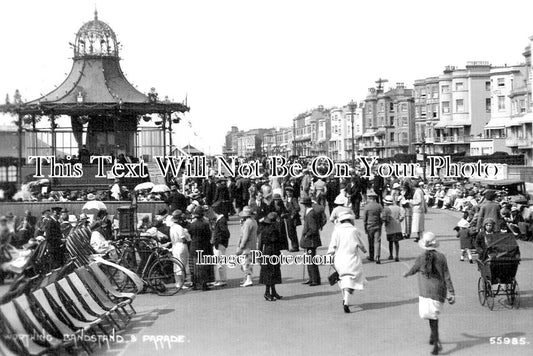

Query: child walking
<box><xmin>404</xmin><ymin>232</ymin><xmax>455</xmax><ymax>355</ymax></box>
<box><xmin>381</xmin><ymin>195</ymin><xmax>404</xmax><ymax>261</ymax></box>
<box><xmin>454</xmin><ymin>218</ymin><xmax>473</xmax><ymax>263</ymax></box>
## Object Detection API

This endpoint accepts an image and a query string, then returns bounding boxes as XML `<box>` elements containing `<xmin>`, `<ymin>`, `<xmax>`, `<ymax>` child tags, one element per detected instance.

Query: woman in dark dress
<box><xmin>259</xmin><ymin>212</ymin><xmax>283</xmax><ymax>301</ymax></box>
<box><xmin>188</xmin><ymin>206</ymin><xmax>213</xmax><ymax>291</ymax></box>
<box><xmin>272</xmin><ymin>194</ymin><xmax>290</xmax><ymax>251</ymax></box>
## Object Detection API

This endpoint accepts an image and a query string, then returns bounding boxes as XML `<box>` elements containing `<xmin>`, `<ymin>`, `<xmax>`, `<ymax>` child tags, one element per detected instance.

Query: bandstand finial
<box><xmin>94</xmin><ymin>6</ymin><xmax>98</xmax><ymax>21</ymax></box>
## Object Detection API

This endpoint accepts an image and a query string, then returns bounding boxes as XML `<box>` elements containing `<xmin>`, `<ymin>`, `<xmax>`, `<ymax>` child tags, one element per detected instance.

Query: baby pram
<box><xmin>476</xmin><ymin>232</ymin><xmax>520</xmax><ymax>310</ymax></box>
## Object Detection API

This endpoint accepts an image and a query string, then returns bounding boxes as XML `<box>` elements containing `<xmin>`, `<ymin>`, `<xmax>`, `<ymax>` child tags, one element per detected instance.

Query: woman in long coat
<box><xmin>412</xmin><ymin>182</ymin><xmax>428</xmax><ymax>242</ymax></box>
<box><xmin>327</xmin><ymin>212</ymin><xmax>368</xmax><ymax>313</ymax></box>
<box><xmin>187</xmin><ymin>206</ymin><xmax>213</xmax><ymax>291</ymax></box>
<box><xmin>259</xmin><ymin>212</ymin><xmax>283</xmax><ymax>301</ymax></box>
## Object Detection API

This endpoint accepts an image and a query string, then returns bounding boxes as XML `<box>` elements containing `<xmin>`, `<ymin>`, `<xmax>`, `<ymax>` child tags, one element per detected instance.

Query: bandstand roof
<box><xmin>0</xmin><ymin>11</ymin><xmax>189</xmax><ymax>117</ymax></box>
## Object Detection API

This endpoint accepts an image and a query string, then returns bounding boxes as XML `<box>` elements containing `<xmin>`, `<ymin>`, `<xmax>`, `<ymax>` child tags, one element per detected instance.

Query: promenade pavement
<box><xmin>96</xmin><ymin>207</ymin><xmax>533</xmax><ymax>356</ymax></box>
<box><xmin>2</xmin><ymin>207</ymin><xmax>532</xmax><ymax>355</ymax></box>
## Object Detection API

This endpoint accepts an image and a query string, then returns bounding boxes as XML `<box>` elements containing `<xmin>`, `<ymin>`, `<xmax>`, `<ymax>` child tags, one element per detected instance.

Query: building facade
<box><xmin>504</xmin><ymin>38</ymin><xmax>533</xmax><ymax>164</ymax></box>
<box><xmin>413</xmin><ymin>77</ymin><xmax>439</xmax><ymax>154</ymax></box>
<box><xmin>362</xmin><ymin>83</ymin><xmax>415</xmax><ymax>158</ymax></box>
<box><xmin>292</xmin><ymin>106</ymin><xmax>329</xmax><ymax>157</ymax></box>
<box><xmin>433</xmin><ymin>62</ymin><xmax>491</xmax><ymax>154</ymax></box>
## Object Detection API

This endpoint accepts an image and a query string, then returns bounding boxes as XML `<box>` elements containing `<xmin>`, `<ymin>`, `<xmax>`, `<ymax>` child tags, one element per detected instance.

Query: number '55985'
<box><xmin>489</xmin><ymin>337</ymin><xmax>527</xmax><ymax>345</ymax></box>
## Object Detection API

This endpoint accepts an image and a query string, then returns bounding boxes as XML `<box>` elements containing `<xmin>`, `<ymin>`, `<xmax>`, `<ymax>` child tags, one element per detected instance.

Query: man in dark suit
<box><xmin>202</xmin><ymin>175</ymin><xmax>217</xmax><ymax>206</ymax></box>
<box><xmin>213</xmin><ymin>178</ymin><xmax>231</xmax><ymax>218</ymax></box>
<box><xmin>300</xmin><ymin>197</ymin><xmax>322</xmax><ymax>286</ymax></box>
<box><xmin>363</xmin><ymin>192</ymin><xmax>383</xmax><ymax>264</ymax></box>
<box><xmin>345</xmin><ymin>174</ymin><xmax>363</xmax><ymax>219</ymax></box>
<box><xmin>372</xmin><ymin>174</ymin><xmax>385</xmax><ymax>206</ymax></box>
<box><xmin>325</xmin><ymin>177</ymin><xmax>340</xmax><ymax>215</ymax></box>
<box><xmin>47</xmin><ymin>207</ymin><xmax>66</xmax><ymax>269</ymax></box>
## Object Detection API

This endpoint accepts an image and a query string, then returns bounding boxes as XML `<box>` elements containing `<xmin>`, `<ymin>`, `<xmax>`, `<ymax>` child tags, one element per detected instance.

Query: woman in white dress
<box><xmin>169</xmin><ymin>210</ymin><xmax>191</xmax><ymax>288</ymax></box>
<box><xmin>327</xmin><ymin>212</ymin><xmax>367</xmax><ymax>313</ymax></box>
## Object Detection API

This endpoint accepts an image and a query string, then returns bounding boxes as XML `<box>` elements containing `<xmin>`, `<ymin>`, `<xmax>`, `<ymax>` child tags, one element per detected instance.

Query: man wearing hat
<box><xmin>325</xmin><ymin>177</ymin><xmax>340</xmax><ymax>215</ymax></box>
<box><xmin>46</xmin><ymin>207</ymin><xmax>65</xmax><ymax>268</ymax></box>
<box><xmin>236</xmin><ymin>206</ymin><xmax>258</xmax><ymax>287</ymax></box>
<box><xmin>202</xmin><ymin>175</ymin><xmax>217</xmax><ymax>206</ymax></box>
<box><xmin>235</xmin><ymin>176</ymin><xmax>251</xmax><ymax>213</ymax></box>
<box><xmin>363</xmin><ymin>191</ymin><xmax>382</xmax><ymax>263</ymax></box>
<box><xmin>284</xmin><ymin>186</ymin><xmax>301</xmax><ymax>252</ymax></box>
<box><xmin>213</xmin><ymin>178</ymin><xmax>231</xmax><ymax>219</ymax></box>
<box><xmin>345</xmin><ymin>174</ymin><xmax>363</xmax><ymax>219</ymax></box>
<box><xmin>300</xmin><ymin>197</ymin><xmax>322</xmax><ymax>285</ymax></box>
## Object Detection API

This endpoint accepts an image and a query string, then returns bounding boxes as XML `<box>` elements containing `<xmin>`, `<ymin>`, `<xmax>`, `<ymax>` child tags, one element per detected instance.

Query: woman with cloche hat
<box><xmin>404</xmin><ymin>232</ymin><xmax>455</xmax><ymax>355</ymax></box>
<box><xmin>327</xmin><ymin>212</ymin><xmax>367</xmax><ymax>313</ymax></box>
<box><xmin>259</xmin><ymin>212</ymin><xmax>284</xmax><ymax>301</ymax></box>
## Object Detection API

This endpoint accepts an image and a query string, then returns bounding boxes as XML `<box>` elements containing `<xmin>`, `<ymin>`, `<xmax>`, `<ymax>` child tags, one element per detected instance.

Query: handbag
<box><xmin>328</xmin><ymin>265</ymin><xmax>340</xmax><ymax>286</ymax></box>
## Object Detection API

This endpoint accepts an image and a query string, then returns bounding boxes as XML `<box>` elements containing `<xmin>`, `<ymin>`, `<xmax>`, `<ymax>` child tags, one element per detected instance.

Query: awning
<box><xmin>518</xmin><ymin>112</ymin><xmax>533</xmax><ymax>124</ymax></box>
<box><xmin>363</xmin><ymin>131</ymin><xmax>375</xmax><ymax>137</ymax></box>
<box><xmin>484</xmin><ymin>117</ymin><xmax>509</xmax><ymax>129</ymax></box>
<box><xmin>434</xmin><ymin>121</ymin><xmax>447</xmax><ymax>128</ymax></box>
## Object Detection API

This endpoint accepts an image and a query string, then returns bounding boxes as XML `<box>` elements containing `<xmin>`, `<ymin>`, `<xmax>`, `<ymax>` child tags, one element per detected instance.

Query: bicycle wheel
<box><xmin>477</xmin><ymin>277</ymin><xmax>486</xmax><ymax>306</ymax></box>
<box><xmin>102</xmin><ymin>264</ymin><xmax>140</xmax><ymax>293</ymax></box>
<box><xmin>146</xmin><ymin>257</ymin><xmax>186</xmax><ymax>296</ymax></box>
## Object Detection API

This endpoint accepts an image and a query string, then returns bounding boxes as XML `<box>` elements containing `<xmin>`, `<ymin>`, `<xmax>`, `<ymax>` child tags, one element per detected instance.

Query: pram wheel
<box><xmin>477</xmin><ymin>277</ymin><xmax>486</xmax><ymax>306</ymax></box>
<box><xmin>486</xmin><ymin>280</ymin><xmax>495</xmax><ymax>310</ymax></box>
<box><xmin>506</xmin><ymin>279</ymin><xmax>520</xmax><ymax>309</ymax></box>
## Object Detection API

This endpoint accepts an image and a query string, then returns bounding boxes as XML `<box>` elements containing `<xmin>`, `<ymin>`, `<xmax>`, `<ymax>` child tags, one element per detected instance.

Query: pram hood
<box><xmin>486</xmin><ymin>232</ymin><xmax>520</xmax><ymax>260</ymax></box>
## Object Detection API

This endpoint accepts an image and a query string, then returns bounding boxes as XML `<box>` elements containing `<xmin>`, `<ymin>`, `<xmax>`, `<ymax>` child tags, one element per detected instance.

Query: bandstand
<box><xmin>0</xmin><ymin>10</ymin><xmax>189</xmax><ymax>189</ymax></box>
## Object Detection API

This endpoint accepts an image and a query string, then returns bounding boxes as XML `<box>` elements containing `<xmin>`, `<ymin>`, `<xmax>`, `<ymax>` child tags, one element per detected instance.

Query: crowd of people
<box><xmin>1</xmin><ymin>165</ymin><xmax>532</xmax><ymax>355</ymax></box>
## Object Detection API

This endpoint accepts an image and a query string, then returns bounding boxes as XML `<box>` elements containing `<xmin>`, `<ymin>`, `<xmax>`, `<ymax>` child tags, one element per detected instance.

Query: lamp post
<box><xmin>348</xmin><ymin>100</ymin><xmax>357</xmax><ymax>171</ymax></box>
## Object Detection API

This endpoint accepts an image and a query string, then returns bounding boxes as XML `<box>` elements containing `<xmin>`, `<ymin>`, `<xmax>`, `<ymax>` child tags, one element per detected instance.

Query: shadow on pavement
<box><xmin>351</xmin><ymin>297</ymin><xmax>418</xmax><ymax>311</ymax></box>
<box><xmin>282</xmin><ymin>290</ymin><xmax>339</xmax><ymax>300</ymax></box>
<box><xmin>439</xmin><ymin>331</ymin><xmax>526</xmax><ymax>355</ymax></box>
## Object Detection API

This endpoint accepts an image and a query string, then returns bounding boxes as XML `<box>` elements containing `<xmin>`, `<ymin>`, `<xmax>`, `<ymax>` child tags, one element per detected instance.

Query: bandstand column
<box><xmin>17</xmin><ymin>113</ymin><xmax>23</xmax><ymax>186</ymax></box>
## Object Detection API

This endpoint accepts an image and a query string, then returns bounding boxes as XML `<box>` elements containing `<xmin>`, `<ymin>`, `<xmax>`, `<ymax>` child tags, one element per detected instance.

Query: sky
<box><xmin>1</xmin><ymin>0</ymin><xmax>533</xmax><ymax>155</ymax></box>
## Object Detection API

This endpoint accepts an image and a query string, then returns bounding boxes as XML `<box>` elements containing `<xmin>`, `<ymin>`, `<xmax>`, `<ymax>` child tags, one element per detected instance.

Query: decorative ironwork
<box><xmin>74</xmin><ymin>9</ymin><xmax>119</xmax><ymax>58</ymax></box>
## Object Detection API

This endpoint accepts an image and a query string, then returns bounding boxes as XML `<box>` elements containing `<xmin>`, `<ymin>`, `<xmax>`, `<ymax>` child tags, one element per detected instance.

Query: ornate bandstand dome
<box><xmin>74</xmin><ymin>10</ymin><xmax>119</xmax><ymax>58</ymax></box>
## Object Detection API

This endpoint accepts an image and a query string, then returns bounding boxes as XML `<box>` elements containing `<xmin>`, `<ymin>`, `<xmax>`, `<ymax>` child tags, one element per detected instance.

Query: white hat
<box><xmin>418</xmin><ymin>232</ymin><xmax>440</xmax><ymax>250</ymax></box>
<box><xmin>87</xmin><ymin>193</ymin><xmax>96</xmax><ymax>200</ymax></box>
<box><xmin>456</xmin><ymin>218</ymin><xmax>470</xmax><ymax>229</ymax></box>
<box><xmin>392</xmin><ymin>182</ymin><xmax>401</xmax><ymax>189</ymax></box>
<box><xmin>334</xmin><ymin>193</ymin><xmax>348</xmax><ymax>205</ymax></box>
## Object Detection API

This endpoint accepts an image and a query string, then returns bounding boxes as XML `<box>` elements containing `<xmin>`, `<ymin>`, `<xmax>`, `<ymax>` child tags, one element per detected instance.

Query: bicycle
<box><xmin>104</xmin><ymin>236</ymin><xmax>186</xmax><ymax>296</ymax></box>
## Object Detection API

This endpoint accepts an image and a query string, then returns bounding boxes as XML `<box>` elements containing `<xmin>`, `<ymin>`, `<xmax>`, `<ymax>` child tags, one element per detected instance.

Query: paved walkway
<box><xmin>2</xmin><ymin>207</ymin><xmax>532</xmax><ymax>355</ymax></box>
<box><xmin>97</xmin><ymin>207</ymin><xmax>533</xmax><ymax>356</ymax></box>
